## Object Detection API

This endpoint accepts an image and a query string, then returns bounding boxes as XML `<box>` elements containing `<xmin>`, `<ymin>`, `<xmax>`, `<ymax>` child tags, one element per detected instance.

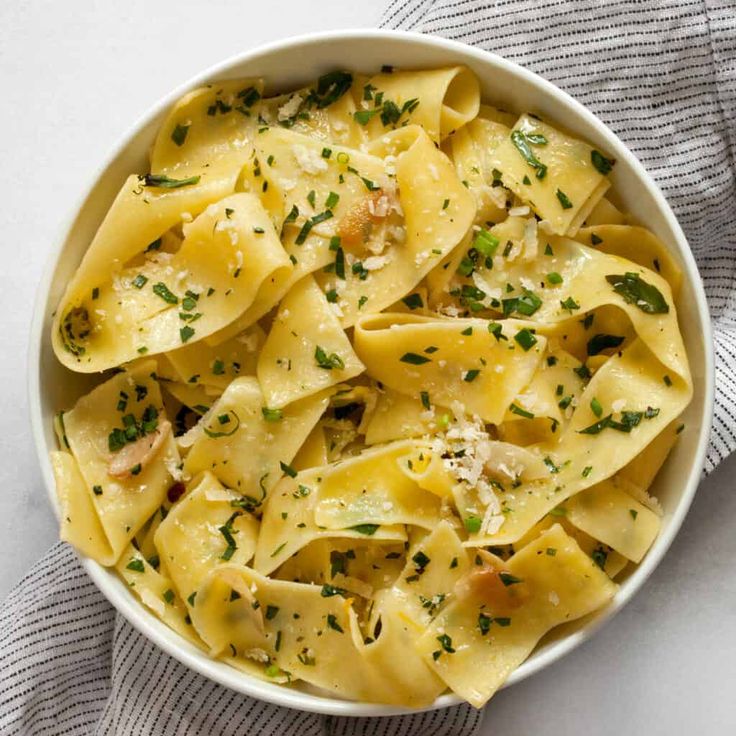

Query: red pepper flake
<box><xmin>167</xmin><ymin>482</ymin><xmax>185</xmax><ymax>503</ymax></box>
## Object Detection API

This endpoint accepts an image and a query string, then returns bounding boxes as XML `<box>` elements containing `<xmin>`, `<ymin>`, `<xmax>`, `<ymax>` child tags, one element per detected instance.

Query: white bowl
<box><xmin>29</xmin><ymin>29</ymin><xmax>714</xmax><ymax>716</ymax></box>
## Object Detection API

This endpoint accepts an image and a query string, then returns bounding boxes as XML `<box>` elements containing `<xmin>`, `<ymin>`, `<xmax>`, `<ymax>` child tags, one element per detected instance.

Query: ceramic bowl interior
<box><xmin>29</xmin><ymin>30</ymin><xmax>714</xmax><ymax>717</ymax></box>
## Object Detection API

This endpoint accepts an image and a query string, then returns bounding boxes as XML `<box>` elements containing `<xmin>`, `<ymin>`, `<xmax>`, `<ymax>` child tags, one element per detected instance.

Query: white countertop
<box><xmin>1</xmin><ymin>2</ymin><xmax>733</xmax><ymax>733</ymax></box>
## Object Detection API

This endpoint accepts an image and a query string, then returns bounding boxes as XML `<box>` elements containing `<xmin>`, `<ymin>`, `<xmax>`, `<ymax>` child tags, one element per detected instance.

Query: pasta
<box><xmin>50</xmin><ymin>66</ymin><xmax>692</xmax><ymax>709</ymax></box>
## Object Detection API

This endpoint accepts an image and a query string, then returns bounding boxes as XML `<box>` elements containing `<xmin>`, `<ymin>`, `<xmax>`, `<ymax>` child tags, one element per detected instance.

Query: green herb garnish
<box><xmin>315</xmin><ymin>346</ymin><xmax>344</xmax><ymax>370</ymax></box>
<box><xmin>510</xmin><ymin>130</ymin><xmax>547</xmax><ymax>179</ymax></box>
<box><xmin>606</xmin><ymin>272</ymin><xmax>669</xmax><ymax>314</ymax></box>
<box><xmin>587</xmin><ymin>334</ymin><xmax>624</xmax><ymax>355</ymax></box>
<box><xmin>141</xmin><ymin>173</ymin><xmax>200</xmax><ymax>188</ymax></box>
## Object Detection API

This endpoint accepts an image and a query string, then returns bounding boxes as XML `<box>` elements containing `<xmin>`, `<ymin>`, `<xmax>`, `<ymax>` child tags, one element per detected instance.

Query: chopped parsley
<box><xmin>592</xmin><ymin>545</ymin><xmax>608</xmax><ymax>570</ymax></box>
<box><xmin>350</xmin><ymin>524</ymin><xmax>379</xmax><ymax>535</ymax></box>
<box><xmin>400</xmin><ymin>352</ymin><xmax>431</xmax><ymax>365</ymax></box>
<box><xmin>171</xmin><ymin>123</ymin><xmax>190</xmax><ymax>147</ymax></box>
<box><xmin>591</xmin><ymin>149</ymin><xmax>614</xmax><ymax>175</ymax></box>
<box><xmin>402</xmin><ymin>293</ymin><xmax>424</xmax><ymax>310</ymax></box>
<box><xmin>510</xmin><ymin>130</ymin><xmax>547</xmax><ymax>179</ymax></box>
<box><xmin>587</xmin><ymin>333</ymin><xmax>625</xmax><ymax>355</ymax></box>
<box><xmin>434</xmin><ymin>633</ymin><xmax>455</xmax><ymax>657</ymax></box>
<box><xmin>556</xmin><ymin>189</ymin><xmax>573</xmax><ymax>209</ymax></box>
<box><xmin>502</xmin><ymin>290</ymin><xmax>542</xmax><ymax>317</ymax></box>
<box><xmin>509</xmin><ymin>403</ymin><xmax>534</xmax><ymax>419</ymax></box>
<box><xmin>326</xmin><ymin>614</ymin><xmax>344</xmax><ymax>633</ymax></box>
<box><xmin>218</xmin><ymin>513</ymin><xmax>240</xmax><ymax>560</ymax></box>
<box><xmin>578</xmin><ymin>407</ymin><xmax>659</xmax><ymax>435</ymax></box>
<box><xmin>320</xmin><ymin>584</ymin><xmax>346</xmax><ymax>598</ymax></box>
<box><xmin>606</xmin><ymin>272</ymin><xmax>669</xmax><ymax>314</ymax></box>
<box><xmin>140</xmin><ymin>173</ymin><xmax>200</xmax><ymax>188</ymax></box>
<box><xmin>514</xmin><ymin>328</ymin><xmax>538</xmax><ymax>351</ymax></box>
<box><xmin>560</xmin><ymin>296</ymin><xmax>580</xmax><ymax>313</ymax></box>
<box><xmin>152</xmin><ymin>282</ymin><xmax>178</xmax><ymax>304</ymax></box>
<box><xmin>498</xmin><ymin>572</ymin><xmax>523</xmax><ymax>586</ymax></box>
<box><xmin>279</xmin><ymin>461</ymin><xmax>297</xmax><ymax>478</ymax></box>
<box><xmin>314</xmin><ymin>346</ymin><xmax>344</xmax><ymax>370</ymax></box>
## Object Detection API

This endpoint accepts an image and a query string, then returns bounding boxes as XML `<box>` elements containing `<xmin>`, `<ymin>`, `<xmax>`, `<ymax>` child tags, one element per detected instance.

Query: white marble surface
<box><xmin>1</xmin><ymin>2</ymin><xmax>734</xmax><ymax>733</ymax></box>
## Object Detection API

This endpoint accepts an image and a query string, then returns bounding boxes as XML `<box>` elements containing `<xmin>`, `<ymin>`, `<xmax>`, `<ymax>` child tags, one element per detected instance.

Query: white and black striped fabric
<box><xmin>2</xmin><ymin>2</ymin><xmax>734</xmax><ymax>733</ymax></box>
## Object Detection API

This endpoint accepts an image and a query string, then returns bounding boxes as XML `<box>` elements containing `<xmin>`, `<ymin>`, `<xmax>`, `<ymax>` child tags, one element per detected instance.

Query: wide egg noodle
<box><xmin>363</xmin><ymin>387</ymin><xmax>444</xmax><ymax>445</ymax></box>
<box><xmin>354</xmin><ymin>314</ymin><xmax>546</xmax><ymax>425</ymax></box>
<box><xmin>416</xmin><ymin>524</ymin><xmax>617</xmax><ymax>707</ymax></box>
<box><xmin>565</xmin><ymin>478</ymin><xmax>660</xmax><ymax>562</ymax></box>
<box><xmin>253</xmin><ymin>454</ymin><xmax>412</xmax><ymax>575</ymax></box>
<box><xmin>52</xmin><ymin>170</ymin><xmax>244</xmax><ymax>371</ymax></box>
<box><xmin>205</xmin><ymin>126</ymin><xmax>390</xmax><ymax>343</ymax></box>
<box><xmin>576</xmin><ymin>224</ymin><xmax>682</xmax><ymax>296</ymax></box>
<box><xmin>477</xmin><ymin>338</ymin><xmax>690</xmax><ymax>545</ymax></box>
<box><xmin>291</xmin><ymin>423</ymin><xmax>329</xmax><ymax>471</ymax></box>
<box><xmin>261</xmin><ymin>77</ymin><xmax>367</xmax><ymax>149</ymax></box>
<box><xmin>183</xmin><ymin>376</ymin><xmax>331</xmax><ymax>500</ymax></box>
<box><xmin>55</xmin><ymin>192</ymin><xmax>292</xmax><ymax>371</ymax></box>
<box><xmin>257</xmin><ymin>275</ymin><xmax>365</xmax><ymax>408</ymax></box>
<box><xmin>58</xmin><ymin>361</ymin><xmax>178</xmax><ymax>565</ymax></box>
<box><xmin>490</xmin><ymin>113</ymin><xmax>610</xmax><ymax>236</ymax></box>
<box><xmin>166</xmin><ymin>323</ymin><xmax>265</xmax><ymax>392</ymax></box>
<box><xmin>190</xmin><ymin>564</ymin><xmax>441</xmax><ymax>706</ymax></box>
<box><xmin>374</xmin><ymin>521</ymin><xmax>471</xmax><ymax>630</ymax></box>
<box><xmin>514</xmin><ymin>515</ymin><xmax>629</xmax><ymax>579</ymax></box>
<box><xmin>154</xmin><ymin>471</ymin><xmax>260</xmax><ymax>605</ymax></box>
<box><xmin>315</xmin><ymin>126</ymin><xmax>476</xmax><ymax>326</ymax></box>
<box><xmin>115</xmin><ymin>544</ymin><xmax>204</xmax><ymax>647</ymax></box>
<box><xmin>151</xmin><ymin>79</ymin><xmax>263</xmax><ymax>175</ymax></box>
<box><xmin>444</xmin><ymin>116</ymin><xmax>512</xmax><ymax>223</ymax></box>
<box><xmin>612</xmin><ymin>419</ymin><xmax>680</xmax><ymax>507</ymax></box>
<box><xmin>163</xmin><ymin>382</ymin><xmax>218</xmax><ymax>415</ymax></box>
<box><xmin>273</xmin><ymin>538</ymin><xmax>406</xmax><ymax>594</ymax></box>
<box><xmin>51</xmin><ymin>449</ymin><xmax>115</xmax><ymax>565</ymax></box>
<box><xmin>474</xmin><ymin>235</ymin><xmax>688</xmax><ymax>381</ymax></box>
<box><xmin>312</xmin><ymin>440</ymin><xmax>444</xmax><ymax>532</ymax></box>
<box><xmin>500</xmin><ymin>347</ymin><xmax>585</xmax><ymax>434</ymax></box>
<box><xmin>357</xmin><ymin>66</ymin><xmax>480</xmax><ymax>143</ymax></box>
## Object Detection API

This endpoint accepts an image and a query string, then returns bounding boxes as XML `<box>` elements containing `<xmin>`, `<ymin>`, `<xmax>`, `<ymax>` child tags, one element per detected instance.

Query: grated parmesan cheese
<box><xmin>292</xmin><ymin>144</ymin><xmax>328</xmax><ymax>174</ymax></box>
<box><xmin>277</xmin><ymin>94</ymin><xmax>303</xmax><ymax>121</ymax></box>
<box><xmin>363</xmin><ymin>255</ymin><xmax>390</xmax><ymax>271</ymax></box>
<box><xmin>522</xmin><ymin>218</ymin><xmax>538</xmax><ymax>261</ymax></box>
<box><xmin>244</xmin><ymin>648</ymin><xmax>271</xmax><ymax>663</ymax></box>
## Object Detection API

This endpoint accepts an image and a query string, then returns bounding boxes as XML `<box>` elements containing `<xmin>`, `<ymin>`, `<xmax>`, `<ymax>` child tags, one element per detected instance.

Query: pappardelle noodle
<box><xmin>51</xmin><ymin>66</ymin><xmax>691</xmax><ymax>708</ymax></box>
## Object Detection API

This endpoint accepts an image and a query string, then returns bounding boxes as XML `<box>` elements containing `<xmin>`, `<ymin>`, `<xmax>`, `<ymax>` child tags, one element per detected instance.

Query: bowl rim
<box><xmin>28</xmin><ymin>28</ymin><xmax>715</xmax><ymax>717</ymax></box>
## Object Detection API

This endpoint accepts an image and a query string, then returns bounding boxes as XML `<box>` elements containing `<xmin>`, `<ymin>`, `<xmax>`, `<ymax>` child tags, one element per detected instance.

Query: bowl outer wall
<box><xmin>28</xmin><ymin>29</ymin><xmax>715</xmax><ymax>717</ymax></box>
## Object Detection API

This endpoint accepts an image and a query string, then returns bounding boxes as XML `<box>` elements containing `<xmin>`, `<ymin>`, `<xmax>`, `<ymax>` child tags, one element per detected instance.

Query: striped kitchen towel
<box><xmin>1</xmin><ymin>1</ymin><xmax>734</xmax><ymax>734</ymax></box>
